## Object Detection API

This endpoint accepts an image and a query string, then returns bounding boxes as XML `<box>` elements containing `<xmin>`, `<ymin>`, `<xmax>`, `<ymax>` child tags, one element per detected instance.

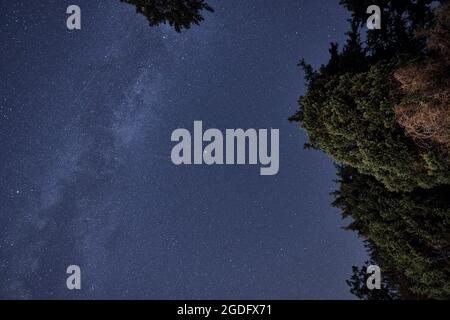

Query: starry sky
<box><xmin>0</xmin><ymin>0</ymin><xmax>367</xmax><ymax>299</ymax></box>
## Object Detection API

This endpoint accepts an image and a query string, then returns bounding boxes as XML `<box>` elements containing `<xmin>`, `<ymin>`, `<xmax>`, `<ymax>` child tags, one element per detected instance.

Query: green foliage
<box><xmin>346</xmin><ymin>260</ymin><xmax>400</xmax><ymax>300</ymax></box>
<box><xmin>121</xmin><ymin>0</ymin><xmax>214</xmax><ymax>32</ymax></box>
<box><xmin>290</xmin><ymin>0</ymin><xmax>450</xmax><ymax>192</ymax></box>
<box><xmin>294</xmin><ymin>58</ymin><xmax>450</xmax><ymax>192</ymax></box>
<box><xmin>334</xmin><ymin>166</ymin><xmax>450</xmax><ymax>299</ymax></box>
<box><xmin>291</xmin><ymin>0</ymin><xmax>450</xmax><ymax>299</ymax></box>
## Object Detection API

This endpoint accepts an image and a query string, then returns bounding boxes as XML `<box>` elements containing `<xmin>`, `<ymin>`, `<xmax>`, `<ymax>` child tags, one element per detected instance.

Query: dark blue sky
<box><xmin>0</xmin><ymin>0</ymin><xmax>367</xmax><ymax>299</ymax></box>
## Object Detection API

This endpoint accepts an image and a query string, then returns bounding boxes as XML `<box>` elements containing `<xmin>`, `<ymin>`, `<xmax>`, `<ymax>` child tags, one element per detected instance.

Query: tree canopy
<box><xmin>290</xmin><ymin>1</ymin><xmax>450</xmax><ymax>193</ymax></box>
<box><xmin>334</xmin><ymin>165</ymin><xmax>450</xmax><ymax>299</ymax></box>
<box><xmin>121</xmin><ymin>0</ymin><xmax>214</xmax><ymax>32</ymax></box>
<box><xmin>290</xmin><ymin>1</ymin><xmax>450</xmax><ymax>299</ymax></box>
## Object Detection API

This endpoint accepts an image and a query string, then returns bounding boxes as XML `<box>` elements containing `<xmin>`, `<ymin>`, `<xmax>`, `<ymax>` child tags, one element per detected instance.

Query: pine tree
<box><xmin>290</xmin><ymin>0</ymin><xmax>450</xmax><ymax>299</ymax></box>
<box><xmin>290</xmin><ymin>1</ymin><xmax>450</xmax><ymax>192</ymax></box>
<box><xmin>334</xmin><ymin>165</ymin><xmax>450</xmax><ymax>299</ymax></box>
<box><xmin>121</xmin><ymin>0</ymin><xmax>214</xmax><ymax>32</ymax></box>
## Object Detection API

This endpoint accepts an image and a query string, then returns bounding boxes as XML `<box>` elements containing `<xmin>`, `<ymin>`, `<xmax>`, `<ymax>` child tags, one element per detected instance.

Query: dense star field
<box><xmin>0</xmin><ymin>0</ymin><xmax>371</xmax><ymax>299</ymax></box>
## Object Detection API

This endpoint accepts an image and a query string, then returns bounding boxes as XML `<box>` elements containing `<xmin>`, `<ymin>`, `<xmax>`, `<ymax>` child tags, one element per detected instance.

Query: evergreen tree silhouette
<box><xmin>121</xmin><ymin>0</ymin><xmax>214</xmax><ymax>32</ymax></box>
<box><xmin>291</xmin><ymin>1</ymin><xmax>450</xmax><ymax>299</ymax></box>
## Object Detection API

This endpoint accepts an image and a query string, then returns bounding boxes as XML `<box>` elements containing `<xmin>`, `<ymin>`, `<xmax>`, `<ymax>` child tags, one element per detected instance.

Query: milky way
<box><xmin>0</xmin><ymin>0</ymin><xmax>367</xmax><ymax>299</ymax></box>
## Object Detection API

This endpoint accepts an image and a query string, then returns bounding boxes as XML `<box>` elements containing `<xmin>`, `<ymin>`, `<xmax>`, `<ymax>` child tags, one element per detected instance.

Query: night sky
<box><xmin>0</xmin><ymin>0</ymin><xmax>367</xmax><ymax>299</ymax></box>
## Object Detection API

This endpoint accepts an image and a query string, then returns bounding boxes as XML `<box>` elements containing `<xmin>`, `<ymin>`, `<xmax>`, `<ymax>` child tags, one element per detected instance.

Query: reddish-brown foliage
<box><xmin>395</xmin><ymin>4</ymin><xmax>450</xmax><ymax>150</ymax></box>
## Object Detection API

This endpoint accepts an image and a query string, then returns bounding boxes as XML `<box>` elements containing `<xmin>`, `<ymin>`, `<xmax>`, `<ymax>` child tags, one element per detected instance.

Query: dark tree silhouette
<box><xmin>121</xmin><ymin>0</ymin><xmax>214</xmax><ymax>32</ymax></box>
<box><xmin>339</xmin><ymin>0</ymin><xmax>437</xmax><ymax>59</ymax></box>
<box><xmin>347</xmin><ymin>260</ymin><xmax>400</xmax><ymax>300</ymax></box>
<box><xmin>334</xmin><ymin>165</ymin><xmax>450</xmax><ymax>299</ymax></box>
<box><xmin>289</xmin><ymin>1</ymin><xmax>450</xmax><ymax>192</ymax></box>
<box><xmin>290</xmin><ymin>0</ymin><xmax>450</xmax><ymax>299</ymax></box>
